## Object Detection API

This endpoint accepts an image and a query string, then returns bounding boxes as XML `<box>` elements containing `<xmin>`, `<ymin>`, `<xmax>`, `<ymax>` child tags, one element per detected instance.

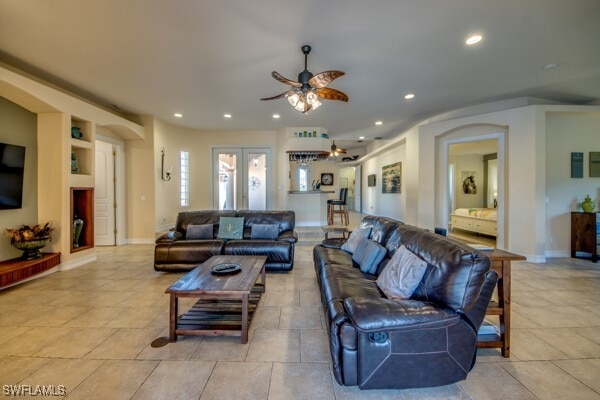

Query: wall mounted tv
<box><xmin>0</xmin><ymin>142</ymin><xmax>26</xmax><ymax>210</ymax></box>
<box><xmin>367</xmin><ymin>174</ymin><xmax>376</xmax><ymax>187</ymax></box>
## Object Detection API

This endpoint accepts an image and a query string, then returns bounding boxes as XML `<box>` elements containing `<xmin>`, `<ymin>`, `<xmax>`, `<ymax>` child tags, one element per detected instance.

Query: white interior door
<box><xmin>213</xmin><ymin>147</ymin><xmax>271</xmax><ymax>210</ymax></box>
<box><xmin>94</xmin><ymin>140</ymin><xmax>116</xmax><ymax>246</ymax></box>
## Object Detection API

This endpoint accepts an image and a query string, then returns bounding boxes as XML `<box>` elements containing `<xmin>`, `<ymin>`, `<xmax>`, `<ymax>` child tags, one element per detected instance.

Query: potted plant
<box><xmin>5</xmin><ymin>222</ymin><xmax>54</xmax><ymax>260</ymax></box>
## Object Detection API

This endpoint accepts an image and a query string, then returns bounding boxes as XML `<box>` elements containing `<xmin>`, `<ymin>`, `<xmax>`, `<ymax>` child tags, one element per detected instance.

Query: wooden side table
<box><xmin>476</xmin><ymin>249</ymin><xmax>525</xmax><ymax>358</ymax></box>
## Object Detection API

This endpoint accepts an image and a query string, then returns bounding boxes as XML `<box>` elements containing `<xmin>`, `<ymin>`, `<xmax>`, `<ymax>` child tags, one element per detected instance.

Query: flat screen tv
<box><xmin>367</xmin><ymin>174</ymin><xmax>376</xmax><ymax>187</ymax></box>
<box><xmin>0</xmin><ymin>142</ymin><xmax>26</xmax><ymax>210</ymax></box>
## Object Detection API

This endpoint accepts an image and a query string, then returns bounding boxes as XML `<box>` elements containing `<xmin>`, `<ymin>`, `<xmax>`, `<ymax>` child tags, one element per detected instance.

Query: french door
<box><xmin>212</xmin><ymin>147</ymin><xmax>272</xmax><ymax>210</ymax></box>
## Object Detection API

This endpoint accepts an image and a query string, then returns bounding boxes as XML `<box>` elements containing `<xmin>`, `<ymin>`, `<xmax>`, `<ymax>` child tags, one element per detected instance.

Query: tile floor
<box><xmin>0</xmin><ymin>216</ymin><xmax>599</xmax><ymax>399</ymax></box>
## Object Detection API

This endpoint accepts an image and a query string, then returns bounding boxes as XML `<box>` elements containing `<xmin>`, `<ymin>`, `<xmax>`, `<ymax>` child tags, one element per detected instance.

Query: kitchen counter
<box><xmin>288</xmin><ymin>190</ymin><xmax>335</xmax><ymax>194</ymax></box>
<box><xmin>287</xmin><ymin>190</ymin><xmax>335</xmax><ymax>226</ymax></box>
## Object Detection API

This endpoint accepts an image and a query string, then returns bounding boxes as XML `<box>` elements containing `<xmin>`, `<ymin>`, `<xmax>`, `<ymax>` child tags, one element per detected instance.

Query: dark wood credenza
<box><xmin>0</xmin><ymin>253</ymin><xmax>61</xmax><ymax>289</ymax></box>
<box><xmin>571</xmin><ymin>212</ymin><xmax>599</xmax><ymax>263</ymax></box>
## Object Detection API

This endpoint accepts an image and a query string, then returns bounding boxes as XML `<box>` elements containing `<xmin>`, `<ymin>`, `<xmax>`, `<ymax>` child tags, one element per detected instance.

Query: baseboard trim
<box><xmin>59</xmin><ymin>253</ymin><xmax>97</xmax><ymax>271</ymax></box>
<box><xmin>545</xmin><ymin>250</ymin><xmax>570</xmax><ymax>258</ymax></box>
<box><xmin>126</xmin><ymin>238</ymin><xmax>155</xmax><ymax>245</ymax></box>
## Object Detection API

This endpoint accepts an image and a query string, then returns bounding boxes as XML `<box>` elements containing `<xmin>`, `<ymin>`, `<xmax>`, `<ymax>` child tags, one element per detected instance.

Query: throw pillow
<box><xmin>376</xmin><ymin>245</ymin><xmax>428</xmax><ymax>299</ymax></box>
<box><xmin>250</xmin><ymin>223</ymin><xmax>280</xmax><ymax>240</ymax></box>
<box><xmin>341</xmin><ymin>226</ymin><xmax>372</xmax><ymax>254</ymax></box>
<box><xmin>185</xmin><ymin>224</ymin><xmax>213</xmax><ymax>240</ymax></box>
<box><xmin>217</xmin><ymin>217</ymin><xmax>244</xmax><ymax>240</ymax></box>
<box><xmin>352</xmin><ymin>237</ymin><xmax>387</xmax><ymax>275</ymax></box>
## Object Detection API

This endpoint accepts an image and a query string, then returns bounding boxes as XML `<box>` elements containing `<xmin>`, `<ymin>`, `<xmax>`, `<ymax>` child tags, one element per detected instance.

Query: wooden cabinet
<box><xmin>571</xmin><ymin>212</ymin><xmax>599</xmax><ymax>263</ymax></box>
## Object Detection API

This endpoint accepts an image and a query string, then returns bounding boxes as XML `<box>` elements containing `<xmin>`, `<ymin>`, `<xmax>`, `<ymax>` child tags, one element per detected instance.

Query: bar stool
<box><xmin>327</xmin><ymin>188</ymin><xmax>349</xmax><ymax>225</ymax></box>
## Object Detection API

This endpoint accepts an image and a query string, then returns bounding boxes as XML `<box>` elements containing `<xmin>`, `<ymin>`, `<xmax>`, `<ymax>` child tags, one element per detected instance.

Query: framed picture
<box><xmin>367</xmin><ymin>174</ymin><xmax>376</xmax><ymax>187</ymax></box>
<box><xmin>382</xmin><ymin>162</ymin><xmax>401</xmax><ymax>193</ymax></box>
<box><xmin>461</xmin><ymin>171</ymin><xmax>478</xmax><ymax>194</ymax></box>
<box><xmin>590</xmin><ymin>152</ymin><xmax>600</xmax><ymax>177</ymax></box>
<box><xmin>321</xmin><ymin>173</ymin><xmax>334</xmax><ymax>186</ymax></box>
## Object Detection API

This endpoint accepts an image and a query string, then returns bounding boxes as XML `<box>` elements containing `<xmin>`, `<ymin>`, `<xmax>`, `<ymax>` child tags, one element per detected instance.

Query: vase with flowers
<box><xmin>5</xmin><ymin>222</ymin><xmax>54</xmax><ymax>260</ymax></box>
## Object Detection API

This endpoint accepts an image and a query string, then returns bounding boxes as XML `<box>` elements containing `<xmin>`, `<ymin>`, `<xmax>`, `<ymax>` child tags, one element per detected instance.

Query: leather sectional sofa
<box><xmin>313</xmin><ymin>215</ymin><xmax>498</xmax><ymax>389</ymax></box>
<box><xmin>154</xmin><ymin>210</ymin><xmax>297</xmax><ymax>272</ymax></box>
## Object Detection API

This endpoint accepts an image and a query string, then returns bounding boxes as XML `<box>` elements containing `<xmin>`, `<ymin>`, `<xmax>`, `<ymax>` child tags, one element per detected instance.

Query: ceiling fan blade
<box><xmin>260</xmin><ymin>90</ymin><xmax>293</xmax><ymax>101</ymax></box>
<box><xmin>309</xmin><ymin>70</ymin><xmax>345</xmax><ymax>88</ymax></box>
<box><xmin>272</xmin><ymin>71</ymin><xmax>302</xmax><ymax>87</ymax></box>
<box><xmin>316</xmin><ymin>87</ymin><xmax>349</xmax><ymax>102</ymax></box>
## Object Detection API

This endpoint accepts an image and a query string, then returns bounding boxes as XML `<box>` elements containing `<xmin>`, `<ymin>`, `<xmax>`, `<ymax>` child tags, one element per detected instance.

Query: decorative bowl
<box><xmin>12</xmin><ymin>237</ymin><xmax>50</xmax><ymax>260</ymax></box>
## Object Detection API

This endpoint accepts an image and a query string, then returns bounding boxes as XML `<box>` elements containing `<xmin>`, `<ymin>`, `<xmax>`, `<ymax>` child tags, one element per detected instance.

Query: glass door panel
<box><xmin>213</xmin><ymin>148</ymin><xmax>271</xmax><ymax>210</ymax></box>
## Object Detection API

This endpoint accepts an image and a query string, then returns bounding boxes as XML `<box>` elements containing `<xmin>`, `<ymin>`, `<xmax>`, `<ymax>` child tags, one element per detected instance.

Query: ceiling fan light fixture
<box><xmin>288</xmin><ymin>93</ymin><xmax>300</xmax><ymax>106</ymax></box>
<box><xmin>306</xmin><ymin>91</ymin><xmax>318</xmax><ymax>104</ymax></box>
<box><xmin>294</xmin><ymin>100</ymin><xmax>306</xmax><ymax>112</ymax></box>
<box><xmin>261</xmin><ymin>45</ymin><xmax>347</xmax><ymax>114</ymax></box>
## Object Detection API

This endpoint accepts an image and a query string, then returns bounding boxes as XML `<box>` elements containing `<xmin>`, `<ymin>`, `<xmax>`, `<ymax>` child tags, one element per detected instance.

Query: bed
<box><xmin>450</xmin><ymin>208</ymin><xmax>497</xmax><ymax>237</ymax></box>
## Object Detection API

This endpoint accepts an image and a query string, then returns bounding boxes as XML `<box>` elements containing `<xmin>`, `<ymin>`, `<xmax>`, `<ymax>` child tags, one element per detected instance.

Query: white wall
<box><xmin>361</xmin><ymin>141</ymin><xmax>406</xmax><ymax>221</ymax></box>
<box><xmin>153</xmin><ymin>119</ymin><xmax>278</xmax><ymax>230</ymax></box>
<box><xmin>360</xmin><ymin>103</ymin><xmax>600</xmax><ymax>262</ymax></box>
<box><xmin>0</xmin><ymin>96</ymin><xmax>37</xmax><ymax>260</ymax></box>
<box><xmin>545</xmin><ymin>111</ymin><xmax>600</xmax><ymax>257</ymax></box>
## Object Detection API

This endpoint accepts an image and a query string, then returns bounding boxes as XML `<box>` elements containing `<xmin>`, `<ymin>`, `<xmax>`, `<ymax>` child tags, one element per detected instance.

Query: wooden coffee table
<box><xmin>165</xmin><ymin>255</ymin><xmax>266</xmax><ymax>344</ymax></box>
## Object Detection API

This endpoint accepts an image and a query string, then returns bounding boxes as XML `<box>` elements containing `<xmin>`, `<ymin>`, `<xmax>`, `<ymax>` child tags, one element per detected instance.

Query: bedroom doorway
<box><xmin>447</xmin><ymin>139</ymin><xmax>499</xmax><ymax>247</ymax></box>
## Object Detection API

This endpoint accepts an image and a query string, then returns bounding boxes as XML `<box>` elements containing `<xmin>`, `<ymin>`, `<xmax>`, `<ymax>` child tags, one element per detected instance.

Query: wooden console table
<box><xmin>0</xmin><ymin>253</ymin><xmax>61</xmax><ymax>289</ymax></box>
<box><xmin>477</xmin><ymin>249</ymin><xmax>525</xmax><ymax>358</ymax></box>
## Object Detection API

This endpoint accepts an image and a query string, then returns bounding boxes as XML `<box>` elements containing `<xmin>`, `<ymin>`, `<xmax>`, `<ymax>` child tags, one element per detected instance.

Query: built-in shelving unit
<box><xmin>70</xmin><ymin>118</ymin><xmax>95</xmax><ymax>185</ymax></box>
<box><xmin>70</xmin><ymin>187</ymin><xmax>94</xmax><ymax>253</ymax></box>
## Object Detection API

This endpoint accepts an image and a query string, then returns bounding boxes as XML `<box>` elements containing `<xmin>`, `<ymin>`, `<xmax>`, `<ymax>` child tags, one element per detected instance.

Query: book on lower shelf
<box><xmin>478</xmin><ymin>320</ymin><xmax>499</xmax><ymax>336</ymax></box>
<box><xmin>467</xmin><ymin>243</ymin><xmax>495</xmax><ymax>251</ymax></box>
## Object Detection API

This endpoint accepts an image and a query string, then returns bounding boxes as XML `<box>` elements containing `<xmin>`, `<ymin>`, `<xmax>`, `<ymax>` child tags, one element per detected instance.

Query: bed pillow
<box><xmin>377</xmin><ymin>245</ymin><xmax>428</xmax><ymax>299</ymax></box>
<box><xmin>341</xmin><ymin>226</ymin><xmax>372</xmax><ymax>254</ymax></box>
<box><xmin>352</xmin><ymin>237</ymin><xmax>387</xmax><ymax>275</ymax></box>
<box><xmin>217</xmin><ymin>217</ymin><xmax>244</xmax><ymax>240</ymax></box>
<box><xmin>185</xmin><ymin>224</ymin><xmax>213</xmax><ymax>240</ymax></box>
<box><xmin>250</xmin><ymin>223</ymin><xmax>280</xmax><ymax>240</ymax></box>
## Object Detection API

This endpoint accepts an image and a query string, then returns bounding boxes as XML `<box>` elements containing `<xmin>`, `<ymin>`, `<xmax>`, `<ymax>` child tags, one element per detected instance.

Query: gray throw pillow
<box><xmin>376</xmin><ymin>245</ymin><xmax>428</xmax><ymax>299</ymax></box>
<box><xmin>341</xmin><ymin>226</ymin><xmax>372</xmax><ymax>254</ymax></box>
<box><xmin>250</xmin><ymin>223</ymin><xmax>280</xmax><ymax>240</ymax></box>
<box><xmin>185</xmin><ymin>224</ymin><xmax>213</xmax><ymax>240</ymax></box>
<box><xmin>217</xmin><ymin>217</ymin><xmax>244</xmax><ymax>240</ymax></box>
<box><xmin>352</xmin><ymin>237</ymin><xmax>387</xmax><ymax>275</ymax></box>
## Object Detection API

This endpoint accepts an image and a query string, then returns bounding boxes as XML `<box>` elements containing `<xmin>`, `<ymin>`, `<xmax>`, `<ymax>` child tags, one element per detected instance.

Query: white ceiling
<box><xmin>1</xmin><ymin>0</ymin><xmax>599</xmax><ymax>148</ymax></box>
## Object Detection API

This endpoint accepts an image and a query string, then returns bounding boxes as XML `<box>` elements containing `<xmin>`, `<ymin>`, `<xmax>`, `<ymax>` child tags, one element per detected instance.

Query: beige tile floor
<box><xmin>0</xmin><ymin>213</ymin><xmax>599</xmax><ymax>399</ymax></box>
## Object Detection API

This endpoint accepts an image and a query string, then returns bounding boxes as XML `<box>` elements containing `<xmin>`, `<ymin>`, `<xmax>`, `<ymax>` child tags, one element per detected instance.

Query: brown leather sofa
<box><xmin>154</xmin><ymin>210</ymin><xmax>297</xmax><ymax>272</ymax></box>
<box><xmin>313</xmin><ymin>215</ymin><xmax>498</xmax><ymax>389</ymax></box>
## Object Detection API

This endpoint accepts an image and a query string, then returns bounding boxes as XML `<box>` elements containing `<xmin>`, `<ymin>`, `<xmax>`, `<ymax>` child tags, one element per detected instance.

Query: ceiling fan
<box><xmin>330</xmin><ymin>140</ymin><xmax>347</xmax><ymax>156</ymax></box>
<box><xmin>260</xmin><ymin>45</ymin><xmax>348</xmax><ymax>113</ymax></box>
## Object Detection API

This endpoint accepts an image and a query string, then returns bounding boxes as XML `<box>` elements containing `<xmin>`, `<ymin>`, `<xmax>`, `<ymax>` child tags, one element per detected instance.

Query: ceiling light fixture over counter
<box><xmin>174</xmin><ymin>113</ymin><xmax>183</xmax><ymax>118</ymax></box>
<box><xmin>375</xmin><ymin>121</ymin><xmax>383</xmax><ymax>126</ymax></box>
<box><xmin>261</xmin><ymin>45</ymin><xmax>348</xmax><ymax>114</ymax></box>
<box><xmin>224</xmin><ymin>114</ymin><xmax>232</xmax><ymax>118</ymax></box>
<box><xmin>404</xmin><ymin>93</ymin><xmax>415</xmax><ymax>99</ymax></box>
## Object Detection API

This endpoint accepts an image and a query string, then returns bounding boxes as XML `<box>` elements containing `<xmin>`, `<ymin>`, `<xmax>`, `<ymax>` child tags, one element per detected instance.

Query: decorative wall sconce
<box><xmin>161</xmin><ymin>148</ymin><xmax>172</xmax><ymax>181</ymax></box>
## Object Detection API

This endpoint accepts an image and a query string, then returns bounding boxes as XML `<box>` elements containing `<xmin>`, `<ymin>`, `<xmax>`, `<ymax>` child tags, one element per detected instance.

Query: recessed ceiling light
<box><xmin>224</xmin><ymin>114</ymin><xmax>232</xmax><ymax>118</ymax></box>
<box><xmin>404</xmin><ymin>93</ymin><xmax>415</xmax><ymax>99</ymax></box>
<box><xmin>375</xmin><ymin>121</ymin><xmax>383</xmax><ymax>126</ymax></box>
<box><xmin>272</xmin><ymin>114</ymin><xmax>280</xmax><ymax>119</ymax></box>
<box><xmin>466</xmin><ymin>35</ymin><xmax>483</xmax><ymax>45</ymax></box>
<box><xmin>359</xmin><ymin>136</ymin><xmax>365</xmax><ymax>140</ymax></box>
<box><xmin>174</xmin><ymin>113</ymin><xmax>183</xmax><ymax>118</ymax></box>
<box><xmin>543</xmin><ymin>63</ymin><xmax>558</xmax><ymax>69</ymax></box>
